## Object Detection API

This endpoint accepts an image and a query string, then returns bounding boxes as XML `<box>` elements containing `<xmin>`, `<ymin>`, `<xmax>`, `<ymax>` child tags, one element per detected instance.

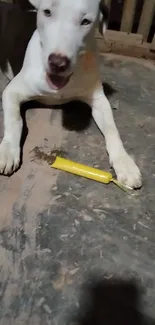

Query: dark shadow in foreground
<box><xmin>71</xmin><ymin>276</ymin><xmax>154</xmax><ymax>325</ymax></box>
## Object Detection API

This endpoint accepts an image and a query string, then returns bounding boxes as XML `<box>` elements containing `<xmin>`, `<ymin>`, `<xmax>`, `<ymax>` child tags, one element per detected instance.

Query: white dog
<box><xmin>0</xmin><ymin>0</ymin><xmax>142</xmax><ymax>189</ymax></box>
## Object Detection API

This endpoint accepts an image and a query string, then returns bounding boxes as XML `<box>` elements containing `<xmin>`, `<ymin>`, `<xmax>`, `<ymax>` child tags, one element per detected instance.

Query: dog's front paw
<box><xmin>111</xmin><ymin>152</ymin><xmax>142</xmax><ymax>189</ymax></box>
<box><xmin>0</xmin><ymin>140</ymin><xmax>20</xmax><ymax>175</ymax></box>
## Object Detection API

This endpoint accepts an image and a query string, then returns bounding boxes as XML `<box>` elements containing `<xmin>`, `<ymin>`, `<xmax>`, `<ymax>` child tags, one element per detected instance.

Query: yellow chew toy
<box><xmin>51</xmin><ymin>156</ymin><xmax>131</xmax><ymax>192</ymax></box>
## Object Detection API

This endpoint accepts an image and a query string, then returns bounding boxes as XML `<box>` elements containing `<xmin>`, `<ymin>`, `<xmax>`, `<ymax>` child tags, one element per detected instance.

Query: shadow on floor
<box><xmin>71</xmin><ymin>276</ymin><xmax>154</xmax><ymax>325</ymax></box>
<box><xmin>61</xmin><ymin>101</ymin><xmax>92</xmax><ymax>132</ymax></box>
<box><xmin>61</xmin><ymin>82</ymin><xmax>117</xmax><ymax>131</ymax></box>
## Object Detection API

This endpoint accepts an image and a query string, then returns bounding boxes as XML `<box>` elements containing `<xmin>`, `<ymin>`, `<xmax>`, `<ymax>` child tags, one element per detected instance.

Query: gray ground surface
<box><xmin>0</xmin><ymin>55</ymin><xmax>155</xmax><ymax>324</ymax></box>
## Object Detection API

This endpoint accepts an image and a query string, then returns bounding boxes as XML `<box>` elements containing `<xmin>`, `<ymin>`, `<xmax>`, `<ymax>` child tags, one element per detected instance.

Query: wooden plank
<box><xmin>138</xmin><ymin>0</ymin><xmax>155</xmax><ymax>41</ymax></box>
<box><xmin>150</xmin><ymin>33</ymin><xmax>155</xmax><ymax>51</ymax></box>
<box><xmin>96</xmin><ymin>37</ymin><xmax>155</xmax><ymax>60</ymax></box>
<box><xmin>106</xmin><ymin>30</ymin><xmax>143</xmax><ymax>44</ymax></box>
<box><xmin>120</xmin><ymin>0</ymin><xmax>137</xmax><ymax>33</ymax></box>
<box><xmin>95</xmin><ymin>29</ymin><xmax>143</xmax><ymax>45</ymax></box>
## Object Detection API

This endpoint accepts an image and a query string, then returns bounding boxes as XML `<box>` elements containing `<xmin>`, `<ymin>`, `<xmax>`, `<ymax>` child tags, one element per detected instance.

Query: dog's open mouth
<box><xmin>46</xmin><ymin>73</ymin><xmax>72</xmax><ymax>90</ymax></box>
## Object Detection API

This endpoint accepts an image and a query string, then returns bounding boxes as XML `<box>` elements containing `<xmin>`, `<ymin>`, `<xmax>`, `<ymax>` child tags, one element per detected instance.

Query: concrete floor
<box><xmin>0</xmin><ymin>54</ymin><xmax>155</xmax><ymax>324</ymax></box>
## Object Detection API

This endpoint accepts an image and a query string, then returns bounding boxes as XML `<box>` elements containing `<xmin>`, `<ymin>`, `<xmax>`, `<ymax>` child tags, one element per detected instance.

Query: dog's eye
<box><xmin>43</xmin><ymin>9</ymin><xmax>51</xmax><ymax>17</ymax></box>
<box><xmin>81</xmin><ymin>18</ymin><xmax>91</xmax><ymax>26</ymax></box>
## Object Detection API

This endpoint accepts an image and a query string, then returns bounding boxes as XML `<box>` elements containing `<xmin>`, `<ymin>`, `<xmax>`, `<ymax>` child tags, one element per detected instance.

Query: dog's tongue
<box><xmin>47</xmin><ymin>74</ymin><xmax>69</xmax><ymax>89</ymax></box>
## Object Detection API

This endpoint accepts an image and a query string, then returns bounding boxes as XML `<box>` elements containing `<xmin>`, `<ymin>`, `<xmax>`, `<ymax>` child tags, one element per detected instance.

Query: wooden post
<box><xmin>150</xmin><ymin>33</ymin><xmax>155</xmax><ymax>51</ymax></box>
<box><xmin>138</xmin><ymin>0</ymin><xmax>155</xmax><ymax>41</ymax></box>
<box><xmin>120</xmin><ymin>0</ymin><xmax>137</xmax><ymax>33</ymax></box>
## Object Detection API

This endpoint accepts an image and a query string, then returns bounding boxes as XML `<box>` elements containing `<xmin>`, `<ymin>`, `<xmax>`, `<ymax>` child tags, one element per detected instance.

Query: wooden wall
<box><xmin>1</xmin><ymin>0</ymin><xmax>155</xmax><ymax>60</ymax></box>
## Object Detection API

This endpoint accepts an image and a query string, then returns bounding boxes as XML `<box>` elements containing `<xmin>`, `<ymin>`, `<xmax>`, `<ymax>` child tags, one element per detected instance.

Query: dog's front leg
<box><xmin>0</xmin><ymin>74</ymin><xmax>33</xmax><ymax>175</ymax></box>
<box><xmin>84</xmin><ymin>88</ymin><xmax>142</xmax><ymax>189</ymax></box>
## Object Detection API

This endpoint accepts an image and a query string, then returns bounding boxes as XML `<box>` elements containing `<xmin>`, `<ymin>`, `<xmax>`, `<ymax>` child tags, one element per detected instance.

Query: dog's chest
<box><xmin>37</xmin><ymin>85</ymin><xmax>87</xmax><ymax>105</ymax></box>
<box><xmin>37</xmin><ymin>92</ymin><xmax>73</xmax><ymax>106</ymax></box>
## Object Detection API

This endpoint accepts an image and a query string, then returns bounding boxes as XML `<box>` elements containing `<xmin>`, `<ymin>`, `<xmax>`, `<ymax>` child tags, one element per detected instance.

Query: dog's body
<box><xmin>0</xmin><ymin>0</ymin><xmax>142</xmax><ymax>189</ymax></box>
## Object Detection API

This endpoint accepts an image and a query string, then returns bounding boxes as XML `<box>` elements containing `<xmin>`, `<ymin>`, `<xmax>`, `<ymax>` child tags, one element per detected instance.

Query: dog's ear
<box><xmin>28</xmin><ymin>0</ymin><xmax>40</xmax><ymax>9</ymax></box>
<box><xmin>99</xmin><ymin>0</ymin><xmax>109</xmax><ymax>35</ymax></box>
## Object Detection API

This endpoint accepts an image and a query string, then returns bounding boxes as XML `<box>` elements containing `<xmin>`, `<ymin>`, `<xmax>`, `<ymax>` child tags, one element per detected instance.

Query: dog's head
<box><xmin>29</xmin><ymin>0</ymin><xmax>108</xmax><ymax>90</ymax></box>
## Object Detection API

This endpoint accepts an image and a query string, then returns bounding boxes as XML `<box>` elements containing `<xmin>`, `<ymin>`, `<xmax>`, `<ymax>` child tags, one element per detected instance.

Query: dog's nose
<box><xmin>48</xmin><ymin>54</ymin><xmax>70</xmax><ymax>73</ymax></box>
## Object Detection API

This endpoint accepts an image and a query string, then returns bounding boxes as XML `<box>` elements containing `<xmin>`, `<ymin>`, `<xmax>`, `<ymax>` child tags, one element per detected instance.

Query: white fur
<box><xmin>0</xmin><ymin>0</ymin><xmax>142</xmax><ymax>188</ymax></box>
